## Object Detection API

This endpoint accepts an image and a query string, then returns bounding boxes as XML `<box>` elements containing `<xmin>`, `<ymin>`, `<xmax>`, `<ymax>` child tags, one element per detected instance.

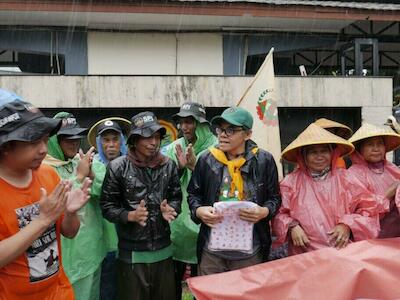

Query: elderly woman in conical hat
<box><xmin>273</xmin><ymin>124</ymin><xmax>380</xmax><ymax>256</ymax></box>
<box><xmin>347</xmin><ymin>123</ymin><xmax>400</xmax><ymax>238</ymax></box>
<box><xmin>314</xmin><ymin>118</ymin><xmax>353</xmax><ymax>169</ymax></box>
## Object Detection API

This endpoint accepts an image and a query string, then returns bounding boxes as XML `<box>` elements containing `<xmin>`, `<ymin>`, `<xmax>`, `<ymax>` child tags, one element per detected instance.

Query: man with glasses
<box><xmin>188</xmin><ymin>106</ymin><xmax>281</xmax><ymax>275</ymax></box>
<box><xmin>165</xmin><ymin>102</ymin><xmax>217</xmax><ymax>299</ymax></box>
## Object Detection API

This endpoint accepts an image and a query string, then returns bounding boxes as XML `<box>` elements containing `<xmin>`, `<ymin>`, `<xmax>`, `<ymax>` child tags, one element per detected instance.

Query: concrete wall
<box><xmin>88</xmin><ymin>32</ymin><xmax>223</xmax><ymax>75</ymax></box>
<box><xmin>177</xmin><ymin>34</ymin><xmax>223</xmax><ymax>75</ymax></box>
<box><xmin>0</xmin><ymin>75</ymin><xmax>391</xmax><ymax>125</ymax></box>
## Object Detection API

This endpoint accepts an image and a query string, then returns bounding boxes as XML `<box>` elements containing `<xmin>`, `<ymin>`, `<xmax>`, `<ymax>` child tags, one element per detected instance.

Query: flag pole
<box><xmin>236</xmin><ymin>47</ymin><xmax>274</xmax><ymax>106</ymax></box>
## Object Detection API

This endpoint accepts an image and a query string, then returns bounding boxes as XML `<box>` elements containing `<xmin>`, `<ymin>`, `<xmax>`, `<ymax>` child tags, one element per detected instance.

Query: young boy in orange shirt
<box><xmin>0</xmin><ymin>91</ymin><xmax>91</xmax><ymax>300</ymax></box>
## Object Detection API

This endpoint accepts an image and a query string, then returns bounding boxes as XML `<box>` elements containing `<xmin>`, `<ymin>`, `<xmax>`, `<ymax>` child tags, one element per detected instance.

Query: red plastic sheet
<box><xmin>188</xmin><ymin>238</ymin><xmax>400</xmax><ymax>300</ymax></box>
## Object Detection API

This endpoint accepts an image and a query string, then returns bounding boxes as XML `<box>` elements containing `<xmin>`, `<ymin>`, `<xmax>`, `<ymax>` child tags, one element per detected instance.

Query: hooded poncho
<box><xmin>164</xmin><ymin>122</ymin><xmax>217</xmax><ymax>264</ymax></box>
<box><xmin>348</xmin><ymin>152</ymin><xmax>400</xmax><ymax>238</ymax></box>
<box><xmin>273</xmin><ymin>149</ymin><xmax>382</xmax><ymax>255</ymax></box>
<box><xmin>44</xmin><ymin>112</ymin><xmax>106</xmax><ymax>299</ymax></box>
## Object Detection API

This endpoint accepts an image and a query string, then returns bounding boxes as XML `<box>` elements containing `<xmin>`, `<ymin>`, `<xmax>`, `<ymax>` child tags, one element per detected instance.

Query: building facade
<box><xmin>0</xmin><ymin>0</ymin><xmax>399</xmax><ymax>161</ymax></box>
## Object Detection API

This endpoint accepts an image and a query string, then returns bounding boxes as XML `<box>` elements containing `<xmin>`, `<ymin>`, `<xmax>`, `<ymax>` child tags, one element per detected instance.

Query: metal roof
<box><xmin>173</xmin><ymin>0</ymin><xmax>400</xmax><ymax>11</ymax></box>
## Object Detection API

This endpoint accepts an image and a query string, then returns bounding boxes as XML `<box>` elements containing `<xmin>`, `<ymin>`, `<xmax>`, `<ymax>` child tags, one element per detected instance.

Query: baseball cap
<box><xmin>87</xmin><ymin>117</ymin><xmax>131</xmax><ymax>148</ymax></box>
<box><xmin>211</xmin><ymin>106</ymin><xmax>253</xmax><ymax>129</ymax></box>
<box><xmin>55</xmin><ymin>112</ymin><xmax>87</xmax><ymax>139</ymax></box>
<box><xmin>0</xmin><ymin>100</ymin><xmax>61</xmax><ymax>146</ymax></box>
<box><xmin>172</xmin><ymin>102</ymin><xmax>209</xmax><ymax>124</ymax></box>
<box><xmin>128</xmin><ymin>111</ymin><xmax>166</xmax><ymax>143</ymax></box>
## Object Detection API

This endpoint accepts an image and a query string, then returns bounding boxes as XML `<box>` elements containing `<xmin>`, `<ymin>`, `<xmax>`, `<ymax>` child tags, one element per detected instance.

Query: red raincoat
<box><xmin>273</xmin><ymin>150</ymin><xmax>381</xmax><ymax>255</ymax></box>
<box><xmin>348</xmin><ymin>152</ymin><xmax>400</xmax><ymax>238</ymax></box>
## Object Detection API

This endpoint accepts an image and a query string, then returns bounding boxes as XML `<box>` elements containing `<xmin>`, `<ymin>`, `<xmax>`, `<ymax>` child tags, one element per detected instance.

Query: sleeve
<box><xmin>187</xmin><ymin>154</ymin><xmax>207</xmax><ymax>224</ymax></box>
<box><xmin>338</xmin><ymin>174</ymin><xmax>381</xmax><ymax>241</ymax></box>
<box><xmin>166</xmin><ymin>162</ymin><xmax>182</xmax><ymax>215</ymax></box>
<box><xmin>89</xmin><ymin>160</ymin><xmax>106</xmax><ymax>200</ymax></box>
<box><xmin>272</xmin><ymin>183</ymin><xmax>295</xmax><ymax>247</ymax></box>
<box><xmin>261</xmin><ymin>154</ymin><xmax>282</xmax><ymax>221</ymax></box>
<box><xmin>100</xmin><ymin>162</ymin><xmax>130</xmax><ymax>224</ymax></box>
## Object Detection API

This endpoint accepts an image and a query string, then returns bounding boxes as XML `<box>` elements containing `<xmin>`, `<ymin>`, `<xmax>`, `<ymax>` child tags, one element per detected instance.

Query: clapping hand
<box><xmin>127</xmin><ymin>200</ymin><xmax>148</xmax><ymax>227</ymax></box>
<box><xmin>65</xmin><ymin>178</ymin><xmax>92</xmax><ymax>214</ymax></box>
<box><xmin>160</xmin><ymin>199</ymin><xmax>177</xmax><ymax>223</ymax></box>
<box><xmin>76</xmin><ymin>147</ymin><xmax>95</xmax><ymax>182</ymax></box>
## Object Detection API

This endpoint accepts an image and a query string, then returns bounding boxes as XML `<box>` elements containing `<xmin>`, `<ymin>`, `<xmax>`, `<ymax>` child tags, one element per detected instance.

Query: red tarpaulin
<box><xmin>188</xmin><ymin>238</ymin><xmax>400</xmax><ymax>300</ymax></box>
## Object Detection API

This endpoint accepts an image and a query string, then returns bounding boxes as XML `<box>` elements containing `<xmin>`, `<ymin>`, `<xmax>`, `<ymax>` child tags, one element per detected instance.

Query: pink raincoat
<box><xmin>273</xmin><ymin>150</ymin><xmax>381</xmax><ymax>255</ymax></box>
<box><xmin>348</xmin><ymin>152</ymin><xmax>400</xmax><ymax>238</ymax></box>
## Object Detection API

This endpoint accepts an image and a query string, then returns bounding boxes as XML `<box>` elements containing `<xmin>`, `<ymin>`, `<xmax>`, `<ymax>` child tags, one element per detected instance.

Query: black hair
<box><xmin>0</xmin><ymin>141</ymin><xmax>15</xmax><ymax>159</ymax></box>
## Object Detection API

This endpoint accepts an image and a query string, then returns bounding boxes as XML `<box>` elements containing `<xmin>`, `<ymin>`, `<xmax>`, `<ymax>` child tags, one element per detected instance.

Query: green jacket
<box><xmin>93</xmin><ymin>154</ymin><xmax>118</xmax><ymax>252</ymax></box>
<box><xmin>44</xmin><ymin>113</ymin><xmax>107</xmax><ymax>284</ymax></box>
<box><xmin>165</xmin><ymin>122</ymin><xmax>217</xmax><ymax>263</ymax></box>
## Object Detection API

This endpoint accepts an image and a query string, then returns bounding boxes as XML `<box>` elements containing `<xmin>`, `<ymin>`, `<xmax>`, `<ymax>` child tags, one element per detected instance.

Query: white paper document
<box><xmin>208</xmin><ymin>201</ymin><xmax>257</xmax><ymax>252</ymax></box>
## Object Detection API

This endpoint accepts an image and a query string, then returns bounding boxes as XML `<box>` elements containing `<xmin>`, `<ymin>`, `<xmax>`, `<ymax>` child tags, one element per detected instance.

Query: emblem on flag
<box><xmin>256</xmin><ymin>89</ymin><xmax>278</xmax><ymax>127</ymax></box>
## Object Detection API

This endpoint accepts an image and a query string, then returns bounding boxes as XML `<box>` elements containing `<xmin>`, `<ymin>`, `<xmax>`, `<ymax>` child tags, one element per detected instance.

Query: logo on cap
<box><xmin>61</xmin><ymin>117</ymin><xmax>77</xmax><ymax>128</ymax></box>
<box><xmin>104</xmin><ymin>120</ymin><xmax>114</xmax><ymax>127</ymax></box>
<box><xmin>226</xmin><ymin>107</ymin><xmax>237</xmax><ymax>114</ymax></box>
<box><xmin>0</xmin><ymin>113</ymin><xmax>20</xmax><ymax>128</ymax></box>
<box><xmin>181</xmin><ymin>104</ymin><xmax>191</xmax><ymax>111</ymax></box>
<box><xmin>134</xmin><ymin>115</ymin><xmax>155</xmax><ymax>128</ymax></box>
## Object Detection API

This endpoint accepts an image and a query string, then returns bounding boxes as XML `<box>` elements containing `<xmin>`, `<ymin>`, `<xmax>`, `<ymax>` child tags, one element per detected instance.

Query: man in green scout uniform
<box><xmin>165</xmin><ymin>102</ymin><xmax>217</xmax><ymax>299</ymax></box>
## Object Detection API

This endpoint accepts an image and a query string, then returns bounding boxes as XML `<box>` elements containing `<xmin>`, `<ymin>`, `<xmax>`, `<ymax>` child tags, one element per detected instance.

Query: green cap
<box><xmin>211</xmin><ymin>106</ymin><xmax>253</xmax><ymax>129</ymax></box>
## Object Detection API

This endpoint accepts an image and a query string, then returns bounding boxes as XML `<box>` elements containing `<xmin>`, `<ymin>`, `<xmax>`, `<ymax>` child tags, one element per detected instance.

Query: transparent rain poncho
<box><xmin>164</xmin><ymin>122</ymin><xmax>217</xmax><ymax>264</ymax></box>
<box><xmin>348</xmin><ymin>151</ymin><xmax>400</xmax><ymax>238</ymax></box>
<box><xmin>44</xmin><ymin>112</ymin><xmax>107</xmax><ymax>300</ymax></box>
<box><xmin>273</xmin><ymin>149</ymin><xmax>382</xmax><ymax>256</ymax></box>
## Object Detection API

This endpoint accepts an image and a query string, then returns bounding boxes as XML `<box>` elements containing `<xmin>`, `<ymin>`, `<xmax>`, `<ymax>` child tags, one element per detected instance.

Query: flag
<box><xmin>237</xmin><ymin>48</ymin><xmax>282</xmax><ymax>177</ymax></box>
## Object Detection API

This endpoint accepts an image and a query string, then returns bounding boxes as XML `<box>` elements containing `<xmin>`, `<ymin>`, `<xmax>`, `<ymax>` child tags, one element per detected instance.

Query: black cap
<box><xmin>172</xmin><ymin>102</ymin><xmax>208</xmax><ymax>124</ymax></box>
<box><xmin>0</xmin><ymin>100</ymin><xmax>61</xmax><ymax>146</ymax></box>
<box><xmin>97</xmin><ymin>120</ymin><xmax>122</xmax><ymax>136</ymax></box>
<box><xmin>55</xmin><ymin>113</ymin><xmax>87</xmax><ymax>139</ymax></box>
<box><xmin>128</xmin><ymin>111</ymin><xmax>166</xmax><ymax>142</ymax></box>
<box><xmin>87</xmin><ymin>117</ymin><xmax>131</xmax><ymax>148</ymax></box>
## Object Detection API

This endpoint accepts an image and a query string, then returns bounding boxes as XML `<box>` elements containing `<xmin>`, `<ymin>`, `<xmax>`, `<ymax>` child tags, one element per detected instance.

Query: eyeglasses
<box><xmin>215</xmin><ymin>127</ymin><xmax>243</xmax><ymax>137</ymax></box>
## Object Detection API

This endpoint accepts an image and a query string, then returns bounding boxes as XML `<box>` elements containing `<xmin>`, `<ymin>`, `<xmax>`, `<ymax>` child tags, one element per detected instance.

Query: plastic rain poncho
<box><xmin>273</xmin><ymin>149</ymin><xmax>381</xmax><ymax>256</ymax></box>
<box><xmin>44</xmin><ymin>112</ymin><xmax>106</xmax><ymax>300</ymax></box>
<box><xmin>93</xmin><ymin>133</ymin><xmax>128</xmax><ymax>252</ymax></box>
<box><xmin>348</xmin><ymin>152</ymin><xmax>400</xmax><ymax>238</ymax></box>
<box><xmin>164</xmin><ymin>123</ymin><xmax>217</xmax><ymax>263</ymax></box>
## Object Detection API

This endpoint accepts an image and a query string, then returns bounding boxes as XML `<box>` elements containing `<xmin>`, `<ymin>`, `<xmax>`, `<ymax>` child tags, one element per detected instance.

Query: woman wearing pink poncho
<box><xmin>348</xmin><ymin>123</ymin><xmax>400</xmax><ymax>238</ymax></box>
<box><xmin>273</xmin><ymin>124</ymin><xmax>381</xmax><ymax>256</ymax></box>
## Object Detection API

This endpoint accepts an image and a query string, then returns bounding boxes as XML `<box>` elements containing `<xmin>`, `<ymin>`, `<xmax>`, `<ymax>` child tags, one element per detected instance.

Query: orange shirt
<box><xmin>0</xmin><ymin>164</ymin><xmax>74</xmax><ymax>300</ymax></box>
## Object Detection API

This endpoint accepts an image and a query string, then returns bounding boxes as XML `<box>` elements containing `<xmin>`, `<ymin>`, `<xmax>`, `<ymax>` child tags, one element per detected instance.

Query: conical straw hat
<box><xmin>87</xmin><ymin>117</ymin><xmax>131</xmax><ymax>149</ymax></box>
<box><xmin>349</xmin><ymin>122</ymin><xmax>400</xmax><ymax>153</ymax></box>
<box><xmin>282</xmin><ymin>123</ymin><xmax>355</xmax><ymax>163</ymax></box>
<box><xmin>314</xmin><ymin>118</ymin><xmax>353</xmax><ymax>139</ymax></box>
